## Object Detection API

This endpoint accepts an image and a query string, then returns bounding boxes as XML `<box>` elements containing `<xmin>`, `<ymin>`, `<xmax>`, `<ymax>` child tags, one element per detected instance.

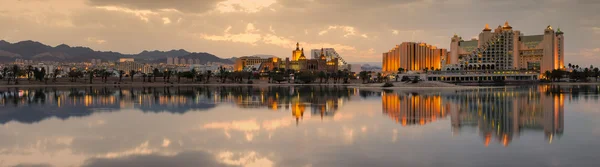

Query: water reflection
<box><xmin>0</xmin><ymin>85</ymin><xmax>599</xmax><ymax>167</ymax></box>
<box><xmin>381</xmin><ymin>85</ymin><xmax>572</xmax><ymax>147</ymax></box>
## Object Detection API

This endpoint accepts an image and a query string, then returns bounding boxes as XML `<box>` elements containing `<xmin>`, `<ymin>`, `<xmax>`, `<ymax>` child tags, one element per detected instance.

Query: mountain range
<box><xmin>0</xmin><ymin>40</ymin><xmax>234</xmax><ymax>64</ymax></box>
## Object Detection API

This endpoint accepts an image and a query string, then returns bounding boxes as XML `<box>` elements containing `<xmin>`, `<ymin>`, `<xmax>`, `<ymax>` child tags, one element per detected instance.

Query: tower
<box><xmin>292</xmin><ymin>42</ymin><xmax>303</xmax><ymax>61</ymax></box>
<box><xmin>478</xmin><ymin>24</ymin><xmax>492</xmax><ymax>48</ymax></box>
<box><xmin>449</xmin><ymin>34</ymin><xmax>461</xmax><ymax>64</ymax></box>
<box><xmin>556</xmin><ymin>28</ymin><xmax>565</xmax><ymax>69</ymax></box>
<box><xmin>542</xmin><ymin>25</ymin><xmax>556</xmax><ymax>73</ymax></box>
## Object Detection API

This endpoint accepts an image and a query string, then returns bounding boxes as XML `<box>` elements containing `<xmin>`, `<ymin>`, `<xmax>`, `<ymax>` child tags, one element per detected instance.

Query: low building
<box><xmin>234</xmin><ymin>43</ymin><xmax>339</xmax><ymax>73</ymax></box>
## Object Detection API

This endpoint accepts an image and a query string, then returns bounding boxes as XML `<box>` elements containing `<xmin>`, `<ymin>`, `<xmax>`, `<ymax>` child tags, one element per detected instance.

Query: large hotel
<box><xmin>382</xmin><ymin>42</ymin><xmax>448</xmax><ymax>72</ymax></box>
<box><xmin>382</xmin><ymin>22</ymin><xmax>565</xmax><ymax>76</ymax></box>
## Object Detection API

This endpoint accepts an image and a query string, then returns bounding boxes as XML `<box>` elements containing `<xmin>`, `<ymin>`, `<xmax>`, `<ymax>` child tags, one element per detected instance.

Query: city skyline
<box><xmin>0</xmin><ymin>0</ymin><xmax>598</xmax><ymax>65</ymax></box>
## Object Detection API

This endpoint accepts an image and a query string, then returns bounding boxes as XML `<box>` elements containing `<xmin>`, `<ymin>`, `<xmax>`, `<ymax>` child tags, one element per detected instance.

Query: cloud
<box><xmin>82</xmin><ymin>150</ymin><xmax>236</xmax><ymax>167</ymax></box>
<box><xmin>87</xmin><ymin>0</ymin><xmax>224</xmax><ymax>13</ymax></box>
<box><xmin>95</xmin><ymin>6</ymin><xmax>158</xmax><ymax>22</ymax></box>
<box><xmin>216</xmin><ymin>0</ymin><xmax>277</xmax><ymax>13</ymax></box>
<box><xmin>198</xmin><ymin>23</ymin><xmax>264</xmax><ymax>45</ymax></box>
<box><xmin>86</xmin><ymin>37</ymin><xmax>107</xmax><ymax>44</ymax></box>
<box><xmin>318</xmin><ymin>26</ymin><xmax>358</xmax><ymax>37</ymax></box>
<box><xmin>567</xmin><ymin>48</ymin><xmax>600</xmax><ymax>66</ymax></box>
<box><xmin>217</xmin><ymin>151</ymin><xmax>274</xmax><ymax>167</ymax></box>
<box><xmin>12</xmin><ymin>164</ymin><xmax>53</xmax><ymax>167</ymax></box>
<box><xmin>162</xmin><ymin>17</ymin><xmax>171</xmax><ymax>24</ymax></box>
<box><xmin>592</xmin><ymin>27</ymin><xmax>600</xmax><ymax>34</ymax></box>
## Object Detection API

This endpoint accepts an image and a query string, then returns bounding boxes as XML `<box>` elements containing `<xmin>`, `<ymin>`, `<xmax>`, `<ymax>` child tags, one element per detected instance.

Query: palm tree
<box><xmin>26</xmin><ymin>65</ymin><xmax>33</xmax><ymax>81</ymax></box>
<box><xmin>12</xmin><ymin>65</ymin><xmax>19</xmax><ymax>85</ymax></box>
<box><xmin>153</xmin><ymin>68</ymin><xmax>159</xmax><ymax>82</ymax></box>
<box><xmin>89</xmin><ymin>71</ymin><xmax>94</xmax><ymax>84</ymax></box>
<box><xmin>544</xmin><ymin>70</ymin><xmax>552</xmax><ymax>81</ymax></box>
<box><xmin>166</xmin><ymin>70</ymin><xmax>171</xmax><ymax>83</ymax></box>
<box><xmin>118</xmin><ymin>70</ymin><xmax>125</xmax><ymax>82</ymax></box>
<box><xmin>568</xmin><ymin>63</ymin><xmax>572</xmax><ymax>69</ymax></box>
<box><xmin>191</xmin><ymin>69</ymin><xmax>197</xmax><ymax>82</ymax></box>
<box><xmin>594</xmin><ymin>67</ymin><xmax>600</xmax><ymax>82</ymax></box>
<box><xmin>2</xmin><ymin>67</ymin><xmax>8</xmax><ymax>80</ymax></box>
<box><xmin>130</xmin><ymin>70</ymin><xmax>136</xmax><ymax>82</ymax></box>
<box><xmin>206</xmin><ymin>70</ymin><xmax>212</xmax><ymax>83</ymax></box>
<box><xmin>53</xmin><ymin>68</ymin><xmax>60</xmax><ymax>82</ymax></box>
<box><xmin>318</xmin><ymin>71</ymin><xmax>326</xmax><ymax>83</ymax></box>
<box><xmin>359</xmin><ymin>71</ymin><xmax>369</xmax><ymax>83</ymax></box>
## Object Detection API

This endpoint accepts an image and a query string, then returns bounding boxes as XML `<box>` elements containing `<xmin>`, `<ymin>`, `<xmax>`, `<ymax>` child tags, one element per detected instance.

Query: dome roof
<box><xmin>556</xmin><ymin>28</ymin><xmax>564</xmax><ymax>34</ymax></box>
<box><xmin>502</xmin><ymin>21</ymin><xmax>512</xmax><ymax>29</ymax></box>
<box><xmin>483</xmin><ymin>24</ymin><xmax>491</xmax><ymax>31</ymax></box>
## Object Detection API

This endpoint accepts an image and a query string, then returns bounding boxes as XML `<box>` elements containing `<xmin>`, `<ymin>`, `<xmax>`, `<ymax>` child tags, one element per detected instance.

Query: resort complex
<box><xmin>446</xmin><ymin>22</ymin><xmax>564</xmax><ymax>73</ymax></box>
<box><xmin>382</xmin><ymin>22</ymin><xmax>566</xmax><ymax>83</ymax></box>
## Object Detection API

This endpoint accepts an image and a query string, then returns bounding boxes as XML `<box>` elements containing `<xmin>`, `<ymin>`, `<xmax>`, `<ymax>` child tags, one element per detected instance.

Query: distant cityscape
<box><xmin>0</xmin><ymin>22</ymin><xmax>585</xmax><ymax>84</ymax></box>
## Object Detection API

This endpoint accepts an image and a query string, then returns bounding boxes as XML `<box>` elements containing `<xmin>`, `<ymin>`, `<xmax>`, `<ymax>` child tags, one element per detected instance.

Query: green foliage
<box><xmin>359</xmin><ymin>71</ymin><xmax>370</xmax><ymax>83</ymax></box>
<box><xmin>272</xmin><ymin>74</ymin><xmax>286</xmax><ymax>83</ymax></box>
<box><xmin>296</xmin><ymin>72</ymin><xmax>316</xmax><ymax>84</ymax></box>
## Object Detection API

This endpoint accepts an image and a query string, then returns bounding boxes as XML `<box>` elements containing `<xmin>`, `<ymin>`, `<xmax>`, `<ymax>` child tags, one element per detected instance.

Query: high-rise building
<box><xmin>167</xmin><ymin>57</ymin><xmax>174</xmax><ymax>65</ymax></box>
<box><xmin>448</xmin><ymin>22</ymin><xmax>565</xmax><ymax>73</ymax></box>
<box><xmin>382</xmin><ymin>42</ymin><xmax>447</xmax><ymax>72</ymax></box>
<box><xmin>173</xmin><ymin>57</ymin><xmax>179</xmax><ymax>65</ymax></box>
<box><xmin>187</xmin><ymin>59</ymin><xmax>194</xmax><ymax>65</ymax></box>
<box><xmin>118</xmin><ymin>61</ymin><xmax>144</xmax><ymax>74</ymax></box>
<box><xmin>179</xmin><ymin>58</ymin><xmax>186</xmax><ymax>65</ymax></box>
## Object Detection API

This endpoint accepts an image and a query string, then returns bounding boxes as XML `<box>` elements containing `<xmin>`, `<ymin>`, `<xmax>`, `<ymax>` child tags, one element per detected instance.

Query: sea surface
<box><xmin>0</xmin><ymin>85</ymin><xmax>599</xmax><ymax>167</ymax></box>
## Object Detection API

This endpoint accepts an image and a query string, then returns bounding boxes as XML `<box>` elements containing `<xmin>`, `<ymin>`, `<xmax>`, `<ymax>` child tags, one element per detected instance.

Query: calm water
<box><xmin>0</xmin><ymin>85</ymin><xmax>599</xmax><ymax>167</ymax></box>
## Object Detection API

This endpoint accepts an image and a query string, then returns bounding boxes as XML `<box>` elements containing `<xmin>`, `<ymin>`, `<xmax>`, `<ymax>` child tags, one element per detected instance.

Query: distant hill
<box><xmin>135</xmin><ymin>49</ymin><xmax>191</xmax><ymax>61</ymax></box>
<box><xmin>0</xmin><ymin>40</ymin><xmax>233</xmax><ymax>64</ymax></box>
<box><xmin>150</xmin><ymin>52</ymin><xmax>233</xmax><ymax>64</ymax></box>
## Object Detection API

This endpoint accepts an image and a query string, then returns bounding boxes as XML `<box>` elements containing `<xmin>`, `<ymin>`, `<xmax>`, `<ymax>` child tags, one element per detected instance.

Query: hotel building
<box><xmin>382</xmin><ymin>42</ymin><xmax>448</xmax><ymax>73</ymax></box>
<box><xmin>447</xmin><ymin>22</ymin><xmax>565</xmax><ymax>74</ymax></box>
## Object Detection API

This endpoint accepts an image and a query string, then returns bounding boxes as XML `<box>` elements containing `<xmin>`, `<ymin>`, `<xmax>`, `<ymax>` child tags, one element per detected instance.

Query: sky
<box><xmin>0</xmin><ymin>0</ymin><xmax>599</xmax><ymax>65</ymax></box>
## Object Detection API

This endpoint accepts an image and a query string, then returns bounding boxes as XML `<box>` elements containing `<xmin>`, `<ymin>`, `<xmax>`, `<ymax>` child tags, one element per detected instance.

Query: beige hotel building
<box><xmin>382</xmin><ymin>42</ymin><xmax>448</xmax><ymax>73</ymax></box>
<box><xmin>448</xmin><ymin>22</ymin><xmax>564</xmax><ymax>74</ymax></box>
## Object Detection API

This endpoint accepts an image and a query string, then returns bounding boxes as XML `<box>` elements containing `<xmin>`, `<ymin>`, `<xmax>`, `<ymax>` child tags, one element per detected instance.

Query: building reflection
<box><xmin>382</xmin><ymin>92</ymin><xmax>448</xmax><ymax>126</ymax></box>
<box><xmin>448</xmin><ymin>86</ymin><xmax>565</xmax><ymax>146</ymax></box>
<box><xmin>381</xmin><ymin>85</ymin><xmax>576</xmax><ymax>146</ymax></box>
<box><xmin>212</xmin><ymin>86</ymin><xmax>350</xmax><ymax>125</ymax></box>
<box><xmin>0</xmin><ymin>86</ymin><xmax>352</xmax><ymax>125</ymax></box>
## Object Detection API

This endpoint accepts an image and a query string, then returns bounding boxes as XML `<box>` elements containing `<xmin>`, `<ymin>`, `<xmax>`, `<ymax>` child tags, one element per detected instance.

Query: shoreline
<box><xmin>1</xmin><ymin>79</ymin><xmax>597</xmax><ymax>89</ymax></box>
